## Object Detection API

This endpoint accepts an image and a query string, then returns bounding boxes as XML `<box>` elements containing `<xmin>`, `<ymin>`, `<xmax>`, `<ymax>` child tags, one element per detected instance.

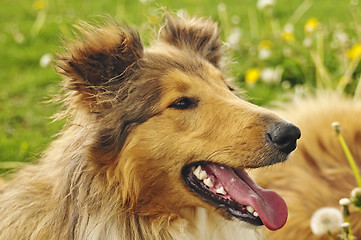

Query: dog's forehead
<box><xmin>161</xmin><ymin>67</ymin><xmax>224</xmax><ymax>91</ymax></box>
<box><xmin>146</xmin><ymin>43</ymin><xmax>222</xmax><ymax>75</ymax></box>
<box><xmin>145</xmin><ymin>48</ymin><xmax>226</xmax><ymax>88</ymax></box>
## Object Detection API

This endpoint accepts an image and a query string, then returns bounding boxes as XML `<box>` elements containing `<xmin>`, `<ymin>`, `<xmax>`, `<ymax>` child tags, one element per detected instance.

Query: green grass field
<box><xmin>1</xmin><ymin>0</ymin><xmax>360</xmax><ymax>170</ymax></box>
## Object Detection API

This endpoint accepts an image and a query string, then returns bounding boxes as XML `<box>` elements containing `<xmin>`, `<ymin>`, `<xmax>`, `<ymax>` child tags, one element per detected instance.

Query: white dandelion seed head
<box><xmin>226</xmin><ymin>28</ymin><xmax>242</xmax><ymax>49</ymax></box>
<box><xmin>331</xmin><ymin>122</ymin><xmax>340</xmax><ymax>128</ymax></box>
<box><xmin>351</xmin><ymin>187</ymin><xmax>361</xmax><ymax>198</ymax></box>
<box><xmin>333</xmin><ymin>31</ymin><xmax>349</xmax><ymax>45</ymax></box>
<box><xmin>284</xmin><ymin>23</ymin><xmax>294</xmax><ymax>33</ymax></box>
<box><xmin>257</xmin><ymin>0</ymin><xmax>275</xmax><ymax>10</ymax></box>
<box><xmin>40</xmin><ymin>53</ymin><xmax>53</xmax><ymax>68</ymax></box>
<box><xmin>351</xmin><ymin>187</ymin><xmax>361</xmax><ymax>207</ymax></box>
<box><xmin>332</xmin><ymin>122</ymin><xmax>341</xmax><ymax>133</ymax></box>
<box><xmin>341</xmin><ymin>222</ymin><xmax>350</xmax><ymax>228</ymax></box>
<box><xmin>261</xmin><ymin>67</ymin><xmax>281</xmax><ymax>84</ymax></box>
<box><xmin>217</xmin><ymin>2</ymin><xmax>227</xmax><ymax>12</ymax></box>
<box><xmin>258</xmin><ymin>48</ymin><xmax>271</xmax><ymax>60</ymax></box>
<box><xmin>310</xmin><ymin>207</ymin><xmax>343</xmax><ymax>236</ymax></box>
<box><xmin>303</xmin><ymin>37</ymin><xmax>313</xmax><ymax>48</ymax></box>
<box><xmin>339</xmin><ymin>198</ymin><xmax>351</xmax><ymax>206</ymax></box>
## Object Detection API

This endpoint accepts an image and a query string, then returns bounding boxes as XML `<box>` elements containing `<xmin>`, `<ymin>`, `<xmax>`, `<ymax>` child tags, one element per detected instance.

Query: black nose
<box><xmin>267</xmin><ymin>122</ymin><xmax>301</xmax><ymax>154</ymax></box>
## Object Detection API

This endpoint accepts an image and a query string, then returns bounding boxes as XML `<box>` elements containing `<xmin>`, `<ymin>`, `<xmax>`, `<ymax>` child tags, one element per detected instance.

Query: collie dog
<box><xmin>0</xmin><ymin>15</ymin><xmax>301</xmax><ymax>239</ymax></box>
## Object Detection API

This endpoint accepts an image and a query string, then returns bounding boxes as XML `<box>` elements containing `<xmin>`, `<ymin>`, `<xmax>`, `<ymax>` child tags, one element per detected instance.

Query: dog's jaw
<box><xmin>182</xmin><ymin>162</ymin><xmax>288</xmax><ymax>231</ymax></box>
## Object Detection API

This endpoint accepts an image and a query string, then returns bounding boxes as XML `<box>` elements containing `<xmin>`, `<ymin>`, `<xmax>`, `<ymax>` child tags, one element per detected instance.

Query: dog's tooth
<box><xmin>203</xmin><ymin>178</ymin><xmax>214</xmax><ymax>188</ymax></box>
<box><xmin>253</xmin><ymin>211</ymin><xmax>259</xmax><ymax>217</ymax></box>
<box><xmin>193</xmin><ymin>165</ymin><xmax>202</xmax><ymax>179</ymax></box>
<box><xmin>216</xmin><ymin>186</ymin><xmax>227</xmax><ymax>195</ymax></box>
<box><xmin>193</xmin><ymin>165</ymin><xmax>208</xmax><ymax>180</ymax></box>
<box><xmin>199</xmin><ymin>170</ymin><xmax>208</xmax><ymax>180</ymax></box>
<box><xmin>246</xmin><ymin>205</ymin><xmax>255</xmax><ymax>214</ymax></box>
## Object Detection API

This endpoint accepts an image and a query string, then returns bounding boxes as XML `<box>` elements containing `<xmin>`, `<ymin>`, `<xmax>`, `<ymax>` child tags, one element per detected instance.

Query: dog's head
<box><xmin>58</xmin><ymin>14</ymin><xmax>300</xmax><ymax>231</ymax></box>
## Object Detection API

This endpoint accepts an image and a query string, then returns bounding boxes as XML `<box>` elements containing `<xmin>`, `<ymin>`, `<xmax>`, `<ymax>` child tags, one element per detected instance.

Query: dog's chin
<box><xmin>181</xmin><ymin>161</ymin><xmax>288</xmax><ymax>231</ymax></box>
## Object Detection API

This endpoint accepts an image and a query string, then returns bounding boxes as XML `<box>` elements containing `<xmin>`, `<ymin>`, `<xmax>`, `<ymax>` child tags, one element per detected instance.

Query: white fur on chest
<box><xmin>174</xmin><ymin>208</ymin><xmax>265</xmax><ymax>240</ymax></box>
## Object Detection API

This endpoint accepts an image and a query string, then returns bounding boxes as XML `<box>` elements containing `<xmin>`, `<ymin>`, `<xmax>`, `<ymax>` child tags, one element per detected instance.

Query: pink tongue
<box><xmin>208</xmin><ymin>164</ymin><xmax>287</xmax><ymax>231</ymax></box>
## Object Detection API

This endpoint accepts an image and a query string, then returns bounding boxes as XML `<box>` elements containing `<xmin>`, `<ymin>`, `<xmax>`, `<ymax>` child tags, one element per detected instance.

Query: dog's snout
<box><xmin>266</xmin><ymin>122</ymin><xmax>301</xmax><ymax>154</ymax></box>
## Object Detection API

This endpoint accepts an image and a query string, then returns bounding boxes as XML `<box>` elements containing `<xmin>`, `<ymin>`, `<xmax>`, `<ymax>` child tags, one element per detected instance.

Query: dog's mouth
<box><xmin>182</xmin><ymin>162</ymin><xmax>287</xmax><ymax>231</ymax></box>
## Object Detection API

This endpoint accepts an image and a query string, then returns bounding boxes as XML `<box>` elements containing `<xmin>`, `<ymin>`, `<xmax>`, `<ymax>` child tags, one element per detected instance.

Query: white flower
<box><xmin>40</xmin><ymin>53</ymin><xmax>52</xmax><ymax>68</ymax></box>
<box><xmin>332</xmin><ymin>122</ymin><xmax>341</xmax><ymax>133</ymax></box>
<box><xmin>339</xmin><ymin>198</ymin><xmax>351</xmax><ymax>206</ymax></box>
<box><xmin>257</xmin><ymin>0</ymin><xmax>275</xmax><ymax>10</ymax></box>
<box><xmin>217</xmin><ymin>2</ymin><xmax>227</xmax><ymax>12</ymax></box>
<box><xmin>258</xmin><ymin>49</ymin><xmax>271</xmax><ymax>60</ymax></box>
<box><xmin>283</xmin><ymin>23</ymin><xmax>294</xmax><ymax>33</ymax></box>
<box><xmin>260</xmin><ymin>67</ymin><xmax>282</xmax><ymax>84</ymax></box>
<box><xmin>351</xmin><ymin>187</ymin><xmax>361</xmax><ymax>207</ymax></box>
<box><xmin>303</xmin><ymin>37</ymin><xmax>313</xmax><ymax>48</ymax></box>
<box><xmin>341</xmin><ymin>222</ymin><xmax>350</xmax><ymax>228</ymax></box>
<box><xmin>351</xmin><ymin>187</ymin><xmax>361</xmax><ymax>198</ymax></box>
<box><xmin>331</xmin><ymin>122</ymin><xmax>340</xmax><ymax>128</ymax></box>
<box><xmin>310</xmin><ymin>207</ymin><xmax>343</xmax><ymax>236</ymax></box>
<box><xmin>333</xmin><ymin>31</ymin><xmax>349</xmax><ymax>45</ymax></box>
<box><xmin>258</xmin><ymin>40</ymin><xmax>272</xmax><ymax>59</ymax></box>
<box><xmin>226</xmin><ymin>28</ymin><xmax>242</xmax><ymax>49</ymax></box>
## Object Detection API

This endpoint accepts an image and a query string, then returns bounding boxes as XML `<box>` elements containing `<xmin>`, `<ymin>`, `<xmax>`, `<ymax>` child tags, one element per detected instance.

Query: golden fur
<box><xmin>256</xmin><ymin>94</ymin><xmax>361</xmax><ymax>239</ymax></box>
<box><xmin>0</xmin><ymin>15</ymin><xmax>294</xmax><ymax>240</ymax></box>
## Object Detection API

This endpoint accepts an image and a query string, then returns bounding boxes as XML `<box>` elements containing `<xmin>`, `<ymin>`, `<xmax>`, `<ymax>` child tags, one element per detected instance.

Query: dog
<box><xmin>0</xmin><ymin>14</ymin><xmax>300</xmax><ymax>240</ymax></box>
<box><xmin>254</xmin><ymin>95</ymin><xmax>361</xmax><ymax>239</ymax></box>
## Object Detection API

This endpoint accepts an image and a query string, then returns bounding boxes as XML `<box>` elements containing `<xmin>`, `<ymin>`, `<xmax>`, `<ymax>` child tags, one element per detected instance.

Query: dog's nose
<box><xmin>266</xmin><ymin>122</ymin><xmax>301</xmax><ymax>154</ymax></box>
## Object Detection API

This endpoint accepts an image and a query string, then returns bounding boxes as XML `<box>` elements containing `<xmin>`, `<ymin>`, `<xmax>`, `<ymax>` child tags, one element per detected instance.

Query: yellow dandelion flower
<box><xmin>346</xmin><ymin>43</ymin><xmax>361</xmax><ymax>60</ymax></box>
<box><xmin>32</xmin><ymin>0</ymin><xmax>47</xmax><ymax>10</ymax></box>
<box><xmin>304</xmin><ymin>18</ymin><xmax>319</xmax><ymax>33</ymax></box>
<box><xmin>258</xmin><ymin>40</ymin><xmax>272</xmax><ymax>50</ymax></box>
<box><xmin>282</xmin><ymin>32</ymin><xmax>295</xmax><ymax>42</ymax></box>
<box><xmin>245</xmin><ymin>68</ymin><xmax>260</xmax><ymax>84</ymax></box>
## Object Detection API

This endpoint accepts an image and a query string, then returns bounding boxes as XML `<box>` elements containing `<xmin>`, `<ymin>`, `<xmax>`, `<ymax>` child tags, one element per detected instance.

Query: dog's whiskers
<box><xmin>204</xmin><ymin>146</ymin><xmax>233</xmax><ymax>162</ymax></box>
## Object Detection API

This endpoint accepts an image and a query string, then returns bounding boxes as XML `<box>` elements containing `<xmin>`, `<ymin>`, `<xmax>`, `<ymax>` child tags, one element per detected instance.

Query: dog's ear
<box><xmin>57</xmin><ymin>22</ymin><xmax>143</xmax><ymax>113</ymax></box>
<box><xmin>159</xmin><ymin>14</ymin><xmax>222</xmax><ymax>68</ymax></box>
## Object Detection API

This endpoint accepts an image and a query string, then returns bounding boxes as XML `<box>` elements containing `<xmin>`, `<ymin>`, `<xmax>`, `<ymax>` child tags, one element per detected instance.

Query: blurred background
<box><xmin>0</xmin><ymin>0</ymin><xmax>360</xmax><ymax>172</ymax></box>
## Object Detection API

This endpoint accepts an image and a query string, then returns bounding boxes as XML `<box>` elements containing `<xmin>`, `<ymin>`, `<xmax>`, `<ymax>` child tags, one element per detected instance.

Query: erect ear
<box><xmin>57</xmin><ymin>21</ymin><xmax>143</xmax><ymax>113</ymax></box>
<box><xmin>159</xmin><ymin>14</ymin><xmax>222</xmax><ymax>69</ymax></box>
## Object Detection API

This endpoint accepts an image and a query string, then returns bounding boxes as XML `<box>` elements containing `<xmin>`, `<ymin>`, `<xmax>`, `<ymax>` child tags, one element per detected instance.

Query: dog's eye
<box><xmin>168</xmin><ymin>97</ymin><xmax>198</xmax><ymax>110</ymax></box>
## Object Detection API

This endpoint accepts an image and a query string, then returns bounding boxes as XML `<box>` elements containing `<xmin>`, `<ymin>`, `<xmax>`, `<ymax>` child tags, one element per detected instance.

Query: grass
<box><xmin>0</xmin><ymin>0</ymin><xmax>360</xmax><ymax>170</ymax></box>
